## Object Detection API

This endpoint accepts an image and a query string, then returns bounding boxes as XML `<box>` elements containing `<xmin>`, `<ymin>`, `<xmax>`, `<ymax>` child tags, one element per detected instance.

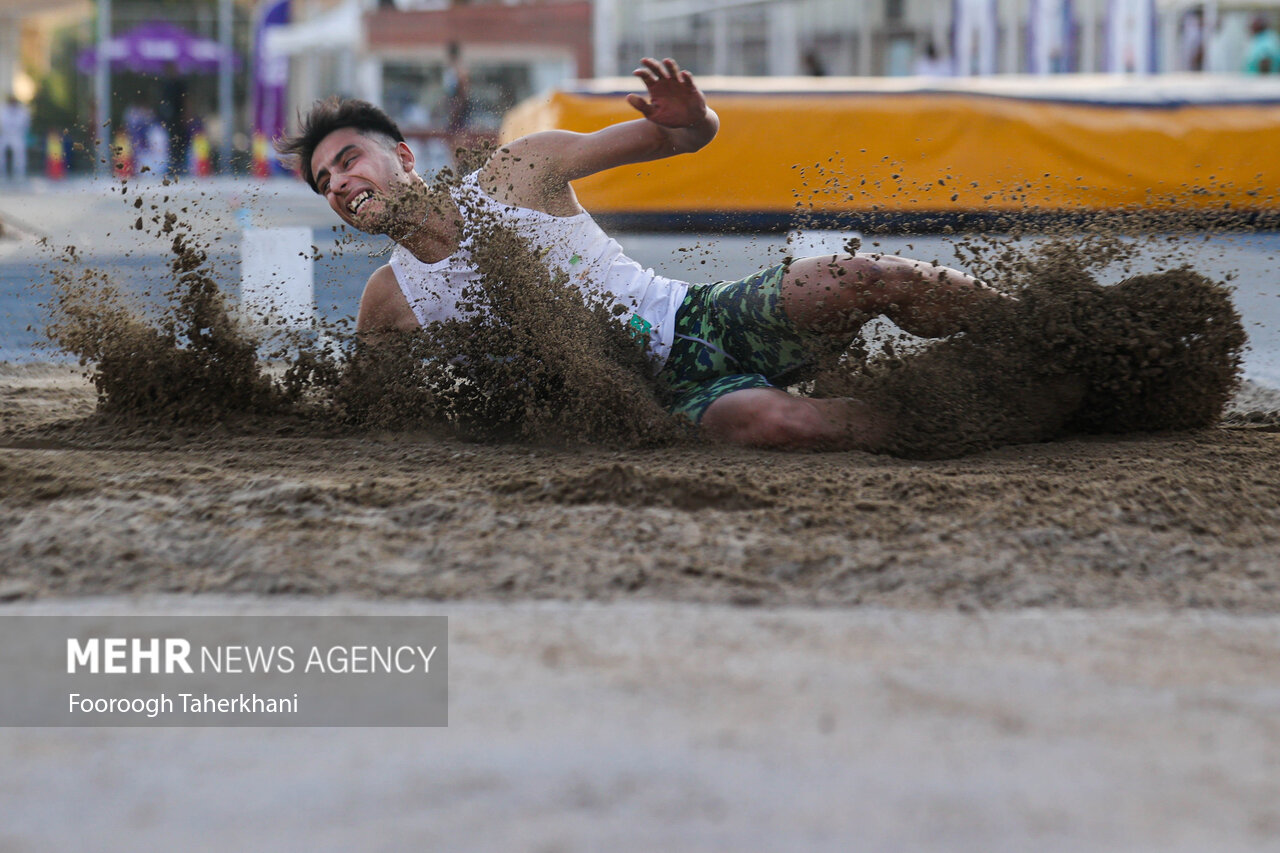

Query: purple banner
<box><xmin>253</xmin><ymin>0</ymin><xmax>291</xmax><ymax>148</ymax></box>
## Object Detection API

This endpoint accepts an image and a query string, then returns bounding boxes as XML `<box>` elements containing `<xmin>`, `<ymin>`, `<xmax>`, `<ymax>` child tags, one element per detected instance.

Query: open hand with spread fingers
<box><xmin>627</xmin><ymin>57</ymin><xmax>708</xmax><ymax>129</ymax></box>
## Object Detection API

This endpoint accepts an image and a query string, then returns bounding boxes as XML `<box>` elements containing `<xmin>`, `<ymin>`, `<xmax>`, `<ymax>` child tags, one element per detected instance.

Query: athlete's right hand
<box><xmin>627</xmin><ymin>58</ymin><xmax>708</xmax><ymax>129</ymax></box>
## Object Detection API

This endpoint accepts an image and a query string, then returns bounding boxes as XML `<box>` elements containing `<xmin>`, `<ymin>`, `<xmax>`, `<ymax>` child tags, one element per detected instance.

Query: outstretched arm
<box><xmin>613</xmin><ymin>56</ymin><xmax>720</xmax><ymax>166</ymax></box>
<box><xmin>484</xmin><ymin>58</ymin><xmax>719</xmax><ymax>199</ymax></box>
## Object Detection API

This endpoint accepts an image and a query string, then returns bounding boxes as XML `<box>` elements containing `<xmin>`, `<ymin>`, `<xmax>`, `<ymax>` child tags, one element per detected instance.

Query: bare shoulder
<box><xmin>357</xmin><ymin>264</ymin><xmax>419</xmax><ymax>333</ymax></box>
<box><xmin>478</xmin><ymin>132</ymin><xmax>581</xmax><ymax>214</ymax></box>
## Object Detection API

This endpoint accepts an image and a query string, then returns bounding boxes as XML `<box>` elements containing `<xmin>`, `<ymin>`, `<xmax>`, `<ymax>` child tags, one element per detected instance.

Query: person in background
<box><xmin>1</xmin><ymin>95</ymin><xmax>32</xmax><ymax>180</ymax></box>
<box><xmin>1180</xmin><ymin>7</ymin><xmax>1205</xmax><ymax>72</ymax></box>
<box><xmin>913</xmin><ymin>40</ymin><xmax>953</xmax><ymax>77</ymax></box>
<box><xmin>443</xmin><ymin>41</ymin><xmax>472</xmax><ymax>135</ymax></box>
<box><xmin>138</xmin><ymin>118</ymin><xmax>171</xmax><ymax>177</ymax></box>
<box><xmin>802</xmin><ymin>50</ymin><xmax>827</xmax><ymax>76</ymax></box>
<box><xmin>1244</xmin><ymin>15</ymin><xmax>1280</xmax><ymax>73</ymax></box>
<box><xmin>123</xmin><ymin>101</ymin><xmax>153</xmax><ymax>159</ymax></box>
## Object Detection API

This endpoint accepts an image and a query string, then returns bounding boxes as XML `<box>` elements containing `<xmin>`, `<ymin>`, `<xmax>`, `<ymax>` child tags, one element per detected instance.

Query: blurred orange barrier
<box><xmin>503</xmin><ymin>74</ymin><xmax>1280</xmax><ymax>228</ymax></box>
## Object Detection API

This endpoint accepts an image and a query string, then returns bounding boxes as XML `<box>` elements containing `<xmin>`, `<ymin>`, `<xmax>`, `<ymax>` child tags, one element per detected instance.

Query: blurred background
<box><xmin>3</xmin><ymin>0</ymin><xmax>1280</xmax><ymax>180</ymax></box>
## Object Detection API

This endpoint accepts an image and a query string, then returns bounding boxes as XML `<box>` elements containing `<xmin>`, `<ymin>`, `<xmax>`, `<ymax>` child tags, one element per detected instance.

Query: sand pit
<box><xmin>11</xmin><ymin>181</ymin><xmax>1272</xmax><ymax>610</ymax></box>
<box><xmin>2</xmin><ymin>361</ymin><xmax>1278</xmax><ymax>609</ymax></box>
<box><xmin>2</xmin><ymin>597</ymin><xmax>1278</xmax><ymax>852</ymax></box>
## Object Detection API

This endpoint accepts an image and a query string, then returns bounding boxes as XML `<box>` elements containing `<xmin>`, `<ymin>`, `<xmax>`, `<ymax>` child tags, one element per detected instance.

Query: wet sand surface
<box><xmin>3</xmin><ymin>366</ymin><xmax>1277</xmax><ymax>851</ymax></box>
<box><xmin>1</xmin><ymin>597</ymin><xmax>1278</xmax><ymax>853</ymax></box>
<box><xmin>3</xmin><ymin>362</ymin><xmax>1278</xmax><ymax>609</ymax></box>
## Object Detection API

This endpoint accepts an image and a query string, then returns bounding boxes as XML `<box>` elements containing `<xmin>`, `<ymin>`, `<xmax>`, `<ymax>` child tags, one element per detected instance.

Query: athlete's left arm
<box><xmin>487</xmin><ymin>58</ymin><xmax>718</xmax><ymax>194</ymax></box>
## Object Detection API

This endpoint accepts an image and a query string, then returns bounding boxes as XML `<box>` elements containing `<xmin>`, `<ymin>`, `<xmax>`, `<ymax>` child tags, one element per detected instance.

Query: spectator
<box><xmin>1181</xmin><ymin>7</ymin><xmax>1205</xmax><ymax>72</ymax></box>
<box><xmin>914</xmin><ymin>40</ymin><xmax>953</xmax><ymax>77</ymax></box>
<box><xmin>138</xmin><ymin>119</ymin><xmax>170</xmax><ymax>177</ymax></box>
<box><xmin>124</xmin><ymin>101</ymin><xmax>153</xmax><ymax>157</ymax></box>
<box><xmin>443</xmin><ymin>41</ymin><xmax>472</xmax><ymax>135</ymax></box>
<box><xmin>1244</xmin><ymin>15</ymin><xmax>1280</xmax><ymax>73</ymax></box>
<box><xmin>1</xmin><ymin>95</ymin><xmax>32</xmax><ymax>180</ymax></box>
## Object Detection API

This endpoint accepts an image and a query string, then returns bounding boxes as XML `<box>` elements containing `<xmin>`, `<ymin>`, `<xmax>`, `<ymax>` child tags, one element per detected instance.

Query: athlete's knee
<box><xmin>845</xmin><ymin>253</ymin><xmax>928</xmax><ymax>298</ymax></box>
<box><xmin>752</xmin><ymin>397</ymin><xmax>833</xmax><ymax>446</ymax></box>
<box><xmin>703</xmin><ymin>391</ymin><xmax>830</xmax><ymax>448</ymax></box>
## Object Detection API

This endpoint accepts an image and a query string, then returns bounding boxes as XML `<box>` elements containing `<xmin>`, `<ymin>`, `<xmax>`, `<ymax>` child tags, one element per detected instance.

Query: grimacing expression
<box><xmin>310</xmin><ymin>127</ymin><xmax>417</xmax><ymax>234</ymax></box>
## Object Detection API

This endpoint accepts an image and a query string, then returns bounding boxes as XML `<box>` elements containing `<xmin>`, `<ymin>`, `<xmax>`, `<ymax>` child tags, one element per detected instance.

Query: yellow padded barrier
<box><xmin>501</xmin><ymin>75</ymin><xmax>1280</xmax><ymax>221</ymax></box>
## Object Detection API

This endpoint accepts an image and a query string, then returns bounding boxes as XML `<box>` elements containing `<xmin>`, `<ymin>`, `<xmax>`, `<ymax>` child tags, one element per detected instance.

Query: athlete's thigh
<box><xmin>696</xmin><ymin>264</ymin><xmax>826</xmax><ymax>378</ymax></box>
<box><xmin>779</xmin><ymin>253</ymin><xmax>890</xmax><ymax>332</ymax></box>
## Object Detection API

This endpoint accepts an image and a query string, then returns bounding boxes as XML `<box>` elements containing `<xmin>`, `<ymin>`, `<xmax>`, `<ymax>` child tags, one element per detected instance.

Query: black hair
<box><xmin>275</xmin><ymin>97</ymin><xmax>406</xmax><ymax>192</ymax></box>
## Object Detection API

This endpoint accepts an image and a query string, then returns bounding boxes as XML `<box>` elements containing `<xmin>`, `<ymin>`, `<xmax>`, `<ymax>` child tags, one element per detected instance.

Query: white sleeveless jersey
<box><xmin>389</xmin><ymin>172</ymin><xmax>689</xmax><ymax>365</ymax></box>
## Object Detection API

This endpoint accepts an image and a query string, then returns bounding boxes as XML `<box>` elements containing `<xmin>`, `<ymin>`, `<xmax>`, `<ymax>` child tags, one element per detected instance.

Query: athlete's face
<box><xmin>310</xmin><ymin>128</ymin><xmax>418</xmax><ymax>235</ymax></box>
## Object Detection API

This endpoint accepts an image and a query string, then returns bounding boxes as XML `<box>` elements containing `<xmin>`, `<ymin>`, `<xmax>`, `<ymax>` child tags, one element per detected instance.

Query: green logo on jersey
<box><xmin>627</xmin><ymin>314</ymin><xmax>652</xmax><ymax>340</ymax></box>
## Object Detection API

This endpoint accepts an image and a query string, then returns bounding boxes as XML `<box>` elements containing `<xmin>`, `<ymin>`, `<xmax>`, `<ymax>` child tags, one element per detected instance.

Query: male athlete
<box><xmin>278</xmin><ymin>58</ymin><xmax>1006</xmax><ymax>450</ymax></box>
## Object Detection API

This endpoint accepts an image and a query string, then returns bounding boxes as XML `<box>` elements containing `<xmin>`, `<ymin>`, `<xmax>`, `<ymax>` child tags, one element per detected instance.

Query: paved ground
<box><xmin>1</xmin><ymin>597</ymin><xmax>1278</xmax><ymax>853</ymax></box>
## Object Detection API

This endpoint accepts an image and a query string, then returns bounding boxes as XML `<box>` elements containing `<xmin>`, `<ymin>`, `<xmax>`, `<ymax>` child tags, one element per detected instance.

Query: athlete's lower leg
<box><xmin>700</xmin><ymin>387</ymin><xmax>890</xmax><ymax>451</ymax></box>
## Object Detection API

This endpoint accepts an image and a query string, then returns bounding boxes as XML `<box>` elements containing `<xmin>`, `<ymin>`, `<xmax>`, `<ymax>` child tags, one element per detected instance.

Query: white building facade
<box><xmin>594</xmin><ymin>0</ymin><xmax>1280</xmax><ymax>78</ymax></box>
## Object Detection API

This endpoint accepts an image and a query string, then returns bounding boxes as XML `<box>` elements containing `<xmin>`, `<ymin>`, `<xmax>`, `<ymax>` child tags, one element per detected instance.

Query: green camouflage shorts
<box><xmin>660</xmin><ymin>263</ymin><xmax>824</xmax><ymax>423</ymax></box>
